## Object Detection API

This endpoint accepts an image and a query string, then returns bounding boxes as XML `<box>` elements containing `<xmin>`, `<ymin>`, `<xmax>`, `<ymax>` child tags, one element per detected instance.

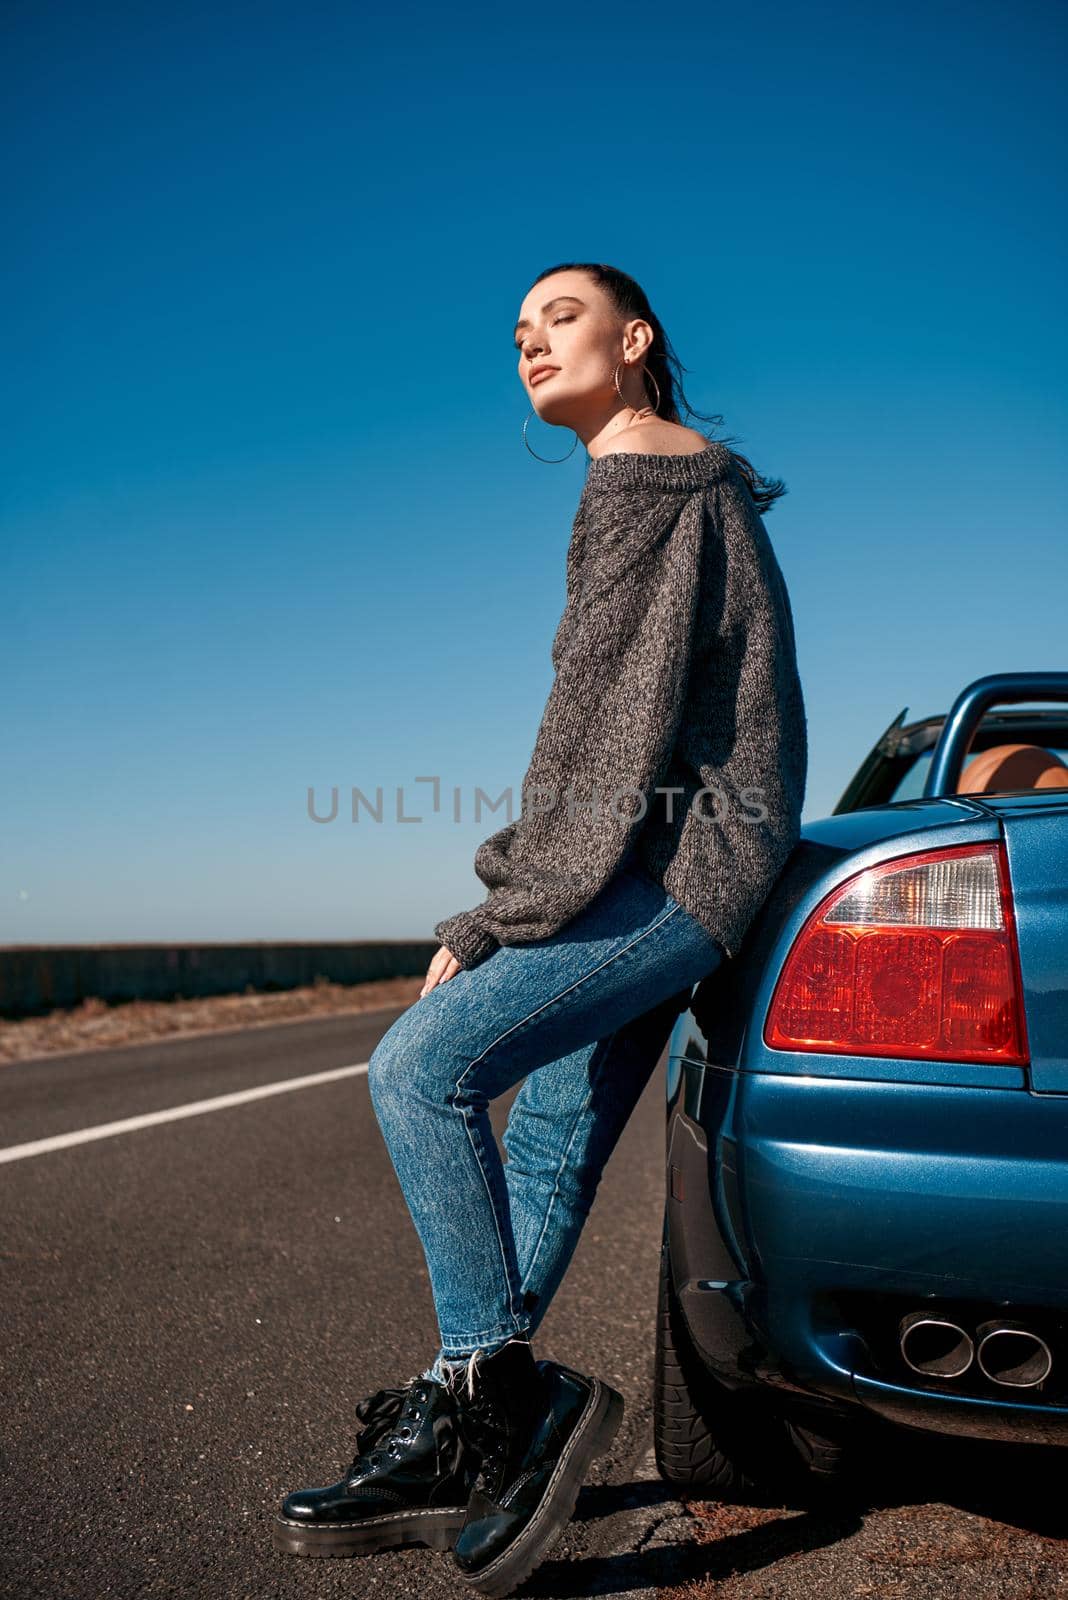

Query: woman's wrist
<box><xmin>432</xmin><ymin>910</ymin><xmax>500</xmax><ymax>970</ymax></box>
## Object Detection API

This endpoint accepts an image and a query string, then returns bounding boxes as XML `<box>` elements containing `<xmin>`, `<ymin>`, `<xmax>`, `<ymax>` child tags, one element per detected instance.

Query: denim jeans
<box><xmin>366</xmin><ymin>859</ymin><xmax>726</xmax><ymax>1385</ymax></box>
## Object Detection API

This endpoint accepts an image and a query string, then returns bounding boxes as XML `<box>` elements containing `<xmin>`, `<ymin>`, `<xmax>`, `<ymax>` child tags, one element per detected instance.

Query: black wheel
<box><xmin>653</xmin><ymin>1220</ymin><xmax>861</xmax><ymax>1500</ymax></box>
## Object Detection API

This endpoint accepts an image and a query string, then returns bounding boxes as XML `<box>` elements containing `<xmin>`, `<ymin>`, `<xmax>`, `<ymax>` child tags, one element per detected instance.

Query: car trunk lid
<box><xmin>977</xmin><ymin>794</ymin><xmax>1068</xmax><ymax>1092</ymax></box>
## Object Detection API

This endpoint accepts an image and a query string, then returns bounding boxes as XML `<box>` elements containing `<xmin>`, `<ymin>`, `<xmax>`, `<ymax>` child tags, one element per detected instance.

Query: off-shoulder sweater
<box><xmin>433</xmin><ymin>437</ymin><xmax>808</xmax><ymax>969</ymax></box>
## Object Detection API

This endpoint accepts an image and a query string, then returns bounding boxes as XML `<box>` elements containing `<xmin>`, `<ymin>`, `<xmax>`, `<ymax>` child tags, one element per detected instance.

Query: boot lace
<box><xmin>345</xmin><ymin>1377</ymin><xmax>466</xmax><ymax>1480</ymax></box>
<box><xmin>346</xmin><ymin>1379</ymin><xmax>421</xmax><ymax>1473</ymax></box>
<box><xmin>453</xmin><ymin>1391</ymin><xmax>508</xmax><ymax>1492</ymax></box>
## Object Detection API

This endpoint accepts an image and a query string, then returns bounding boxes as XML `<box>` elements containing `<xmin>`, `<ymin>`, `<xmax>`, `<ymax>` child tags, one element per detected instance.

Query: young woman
<box><xmin>274</xmin><ymin>262</ymin><xmax>808</xmax><ymax>1597</ymax></box>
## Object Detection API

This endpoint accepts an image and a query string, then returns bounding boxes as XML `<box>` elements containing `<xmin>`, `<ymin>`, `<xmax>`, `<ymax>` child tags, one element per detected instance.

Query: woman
<box><xmin>273</xmin><ymin>262</ymin><xmax>808</xmax><ymax>1596</ymax></box>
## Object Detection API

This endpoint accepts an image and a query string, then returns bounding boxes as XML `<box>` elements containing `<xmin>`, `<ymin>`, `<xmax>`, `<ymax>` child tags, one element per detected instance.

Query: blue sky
<box><xmin>3</xmin><ymin>0</ymin><xmax>1066</xmax><ymax>946</ymax></box>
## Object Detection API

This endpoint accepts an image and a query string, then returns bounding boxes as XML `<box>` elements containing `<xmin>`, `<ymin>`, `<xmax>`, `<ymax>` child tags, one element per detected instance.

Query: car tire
<box><xmin>653</xmin><ymin>1220</ymin><xmax>860</xmax><ymax>1500</ymax></box>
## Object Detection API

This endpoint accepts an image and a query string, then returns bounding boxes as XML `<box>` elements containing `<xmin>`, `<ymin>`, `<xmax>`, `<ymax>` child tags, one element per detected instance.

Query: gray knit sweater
<box><xmin>434</xmin><ymin>438</ymin><xmax>808</xmax><ymax>969</ymax></box>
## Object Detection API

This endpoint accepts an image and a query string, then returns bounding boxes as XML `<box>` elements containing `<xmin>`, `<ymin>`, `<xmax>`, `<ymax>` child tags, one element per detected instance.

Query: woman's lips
<box><xmin>530</xmin><ymin>368</ymin><xmax>559</xmax><ymax>386</ymax></box>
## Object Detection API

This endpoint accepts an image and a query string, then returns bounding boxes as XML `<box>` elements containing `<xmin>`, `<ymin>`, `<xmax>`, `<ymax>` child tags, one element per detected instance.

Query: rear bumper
<box><xmin>667</xmin><ymin>1061</ymin><xmax>1068</xmax><ymax>1446</ymax></box>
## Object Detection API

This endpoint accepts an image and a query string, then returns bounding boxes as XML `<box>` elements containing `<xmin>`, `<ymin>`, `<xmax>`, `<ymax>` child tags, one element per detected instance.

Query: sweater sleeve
<box><xmin>433</xmin><ymin>485</ymin><xmax>707</xmax><ymax>969</ymax></box>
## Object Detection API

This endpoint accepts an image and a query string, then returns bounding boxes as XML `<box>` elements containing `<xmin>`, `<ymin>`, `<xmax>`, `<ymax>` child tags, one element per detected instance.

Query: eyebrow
<box><xmin>513</xmin><ymin>296</ymin><xmax>586</xmax><ymax>341</ymax></box>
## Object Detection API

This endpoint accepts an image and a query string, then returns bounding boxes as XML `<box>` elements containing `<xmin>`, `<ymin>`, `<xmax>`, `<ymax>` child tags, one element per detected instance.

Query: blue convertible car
<box><xmin>655</xmin><ymin>671</ymin><xmax>1068</xmax><ymax>1496</ymax></box>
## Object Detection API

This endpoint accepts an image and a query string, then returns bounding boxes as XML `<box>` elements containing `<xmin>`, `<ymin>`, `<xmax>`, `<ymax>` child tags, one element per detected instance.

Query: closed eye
<box><xmin>514</xmin><ymin>313</ymin><xmax>575</xmax><ymax>352</ymax></box>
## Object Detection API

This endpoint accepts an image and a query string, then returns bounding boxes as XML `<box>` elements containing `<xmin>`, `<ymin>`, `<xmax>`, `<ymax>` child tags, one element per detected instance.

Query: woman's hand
<box><xmin>420</xmin><ymin>944</ymin><xmax>461</xmax><ymax>997</ymax></box>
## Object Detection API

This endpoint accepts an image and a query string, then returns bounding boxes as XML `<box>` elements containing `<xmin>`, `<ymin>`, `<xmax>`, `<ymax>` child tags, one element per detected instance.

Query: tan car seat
<box><xmin>957</xmin><ymin>742</ymin><xmax>1068</xmax><ymax>794</ymax></box>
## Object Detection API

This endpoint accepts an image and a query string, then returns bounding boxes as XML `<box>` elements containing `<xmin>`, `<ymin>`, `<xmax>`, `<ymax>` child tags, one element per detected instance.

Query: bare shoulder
<box><xmin>597</xmin><ymin>420</ymin><xmax>711</xmax><ymax>458</ymax></box>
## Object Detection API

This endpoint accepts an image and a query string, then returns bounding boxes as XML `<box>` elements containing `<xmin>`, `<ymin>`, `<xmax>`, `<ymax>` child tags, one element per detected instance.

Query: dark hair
<box><xmin>527</xmin><ymin>261</ymin><xmax>787</xmax><ymax>515</ymax></box>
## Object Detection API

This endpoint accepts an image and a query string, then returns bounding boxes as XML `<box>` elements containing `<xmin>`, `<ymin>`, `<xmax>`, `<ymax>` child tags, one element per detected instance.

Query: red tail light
<box><xmin>763</xmin><ymin>842</ymin><xmax>1029</xmax><ymax>1064</ymax></box>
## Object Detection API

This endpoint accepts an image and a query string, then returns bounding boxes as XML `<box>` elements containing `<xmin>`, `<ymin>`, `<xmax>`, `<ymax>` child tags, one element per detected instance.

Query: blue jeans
<box><xmin>366</xmin><ymin>860</ymin><xmax>726</xmax><ymax>1385</ymax></box>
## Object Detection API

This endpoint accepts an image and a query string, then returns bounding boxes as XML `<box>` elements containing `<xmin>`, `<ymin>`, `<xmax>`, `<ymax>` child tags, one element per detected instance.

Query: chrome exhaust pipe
<box><xmin>899</xmin><ymin>1310</ymin><xmax>974</xmax><ymax>1378</ymax></box>
<box><xmin>975</xmin><ymin>1320</ymin><xmax>1052</xmax><ymax>1388</ymax></box>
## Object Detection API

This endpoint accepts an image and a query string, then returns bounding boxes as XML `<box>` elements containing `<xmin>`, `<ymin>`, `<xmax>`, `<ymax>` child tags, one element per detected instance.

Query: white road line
<box><xmin>0</xmin><ymin>1061</ymin><xmax>371</xmax><ymax>1166</ymax></box>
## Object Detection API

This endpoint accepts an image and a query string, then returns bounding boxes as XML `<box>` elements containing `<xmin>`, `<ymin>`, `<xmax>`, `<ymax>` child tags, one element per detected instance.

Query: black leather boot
<box><xmin>446</xmin><ymin>1338</ymin><xmax>624</xmax><ymax>1596</ymax></box>
<box><xmin>272</xmin><ymin>1373</ymin><xmax>477</xmax><ymax>1557</ymax></box>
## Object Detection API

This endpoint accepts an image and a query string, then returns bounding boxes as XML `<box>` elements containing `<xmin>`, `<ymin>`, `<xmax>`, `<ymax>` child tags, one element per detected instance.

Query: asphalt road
<box><xmin>5</xmin><ymin>1005</ymin><xmax>1068</xmax><ymax>1600</ymax></box>
<box><xmin>1</xmin><ymin>1004</ymin><xmax>690</xmax><ymax>1600</ymax></box>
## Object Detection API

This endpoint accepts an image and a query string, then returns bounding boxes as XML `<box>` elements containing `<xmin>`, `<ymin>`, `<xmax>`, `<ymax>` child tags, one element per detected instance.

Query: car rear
<box><xmin>665</xmin><ymin>755</ymin><xmax>1068</xmax><ymax>1449</ymax></box>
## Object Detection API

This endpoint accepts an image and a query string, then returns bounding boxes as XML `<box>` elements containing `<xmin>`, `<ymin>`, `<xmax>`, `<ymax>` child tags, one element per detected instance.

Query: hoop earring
<box><xmin>522</xmin><ymin>410</ymin><xmax>579</xmax><ymax>462</ymax></box>
<box><xmin>613</xmin><ymin>358</ymin><xmax>661</xmax><ymax>418</ymax></box>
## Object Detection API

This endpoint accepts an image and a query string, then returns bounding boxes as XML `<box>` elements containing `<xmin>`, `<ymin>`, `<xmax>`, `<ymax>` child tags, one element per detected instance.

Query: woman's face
<box><xmin>513</xmin><ymin>270</ymin><xmax>649</xmax><ymax>433</ymax></box>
